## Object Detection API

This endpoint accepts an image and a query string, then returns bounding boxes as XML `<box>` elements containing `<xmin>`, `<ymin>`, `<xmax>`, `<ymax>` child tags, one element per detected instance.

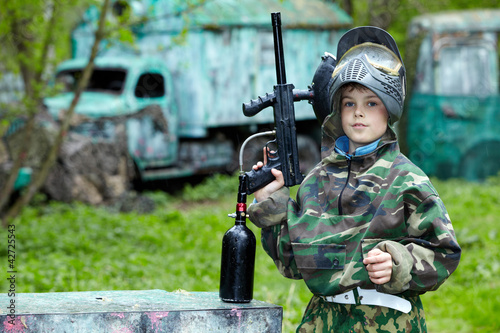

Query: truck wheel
<box><xmin>297</xmin><ymin>134</ymin><xmax>321</xmax><ymax>174</ymax></box>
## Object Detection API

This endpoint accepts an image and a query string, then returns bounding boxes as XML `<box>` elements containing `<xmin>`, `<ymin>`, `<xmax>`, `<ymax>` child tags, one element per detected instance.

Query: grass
<box><xmin>418</xmin><ymin>177</ymin><xmax>500</xmax><ymax>333</ymax></box>
<box><xmin>1</xmin><ymin>173</ymin><xmax>499</xmax><ymax>332</ymax></box>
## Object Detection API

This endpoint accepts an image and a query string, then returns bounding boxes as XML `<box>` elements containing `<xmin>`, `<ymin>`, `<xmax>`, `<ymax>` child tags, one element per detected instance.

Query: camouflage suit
<box><xmin>248</xmin><ymin>113</ymin><xmax>461</xmax><ymax>332</ymax></box>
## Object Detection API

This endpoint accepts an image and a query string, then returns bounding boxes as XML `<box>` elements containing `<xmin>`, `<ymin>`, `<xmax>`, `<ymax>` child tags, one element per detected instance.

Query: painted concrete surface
<box><xmin>1</xmin><ymin>290</ymin><xmax>282</xmax><ymax>332</ymax></box>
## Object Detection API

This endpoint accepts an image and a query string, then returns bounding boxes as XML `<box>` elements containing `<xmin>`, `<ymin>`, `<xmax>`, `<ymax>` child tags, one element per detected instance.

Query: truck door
<box><xmin>407</xmin><ymin>31</ymin><xmax>500</xmax><ymax>180</ymax></box>
<box><xmin>127</xmin><ymin>71</ymin><xmax>178</xmax><ymax>167</ymax></box>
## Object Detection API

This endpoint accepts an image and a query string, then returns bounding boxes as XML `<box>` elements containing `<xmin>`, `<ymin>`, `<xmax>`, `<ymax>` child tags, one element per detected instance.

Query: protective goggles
<box><xmin>332</xmin><ymin>42</ymin><xmax>403</xmax><ymax>78</ymax></box>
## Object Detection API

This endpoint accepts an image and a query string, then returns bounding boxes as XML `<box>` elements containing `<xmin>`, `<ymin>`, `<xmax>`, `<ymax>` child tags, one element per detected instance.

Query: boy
<box><xmin>248</xmin><ymin>26</ymin><xmax>461</xmax><ymax>332</ymax></box>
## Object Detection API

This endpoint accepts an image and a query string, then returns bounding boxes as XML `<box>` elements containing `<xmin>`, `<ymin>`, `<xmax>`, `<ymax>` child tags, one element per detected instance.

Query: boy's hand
<box><xmin>363</xmin><ymin>249</ymin><xmax>393</xmax><ymax>285</ymax></box>
<box><xmin>252</xmin><ymin>148</ymin><xmax>285</xmax><ymax>202</ymax></box>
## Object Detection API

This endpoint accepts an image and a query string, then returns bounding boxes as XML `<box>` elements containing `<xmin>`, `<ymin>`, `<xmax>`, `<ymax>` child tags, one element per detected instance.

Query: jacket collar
<box><xmin>334</xmin><ymin>136</ymin><xmax>381</xmax><ymax>159</ymax></box>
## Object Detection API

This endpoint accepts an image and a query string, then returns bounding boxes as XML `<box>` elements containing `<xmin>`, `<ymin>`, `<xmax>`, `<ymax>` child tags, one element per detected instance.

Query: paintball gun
<box><xmin>220</xmin><ymin>12</ymin><xmax>310</xmax><ymax>304</ymax></box>
<box><xmin>238</xmin><ymin>12</ymin><xmax>337</xmax><ymax>192</ymax></box>
<box><xmin>239</xmin><ymin>12</ymin><xmax>314</xmax><ymax>194</ymax></box>
<box><xmin>219</xmin><ymin>12</ymin><xmax>337</xmax><ymax>303</ymax></box>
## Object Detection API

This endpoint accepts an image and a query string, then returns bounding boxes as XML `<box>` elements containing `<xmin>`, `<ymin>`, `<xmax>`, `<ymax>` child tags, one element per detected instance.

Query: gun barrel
<box><xmin>272</xmin><ymin>12</ymin><xmax>286</xmax><ymax>85</ymax></box>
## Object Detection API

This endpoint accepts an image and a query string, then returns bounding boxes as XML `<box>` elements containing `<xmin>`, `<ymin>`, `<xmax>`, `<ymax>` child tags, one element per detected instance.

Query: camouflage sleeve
<box><xmin>261</xmin><ymin>222</ymin><xmax>302</xmax><ymax>280</ymax></box>
<box><xmin>372</xmin><ymin>194</ymin><xmax>461</xmax><ymax>295</ymax></box>
<box><xmin>248</xmin><ymin>187</ymin><xmax>290</xmax><ymax>228</ymax></box>
<box><xmin>248</xmin><ymin>187</ymin><xmax>303</xmax><ymax>280</ymax></box>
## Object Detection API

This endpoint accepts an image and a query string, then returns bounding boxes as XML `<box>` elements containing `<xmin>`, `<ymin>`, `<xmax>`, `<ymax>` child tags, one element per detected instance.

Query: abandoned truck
<box><xmin>404</xmin><ymin>9</ymin><xmax>500</xmax><ymax>181</ymax></box>
<box><xmin>41</xmin><ymin>0</ymin><xmax>351</xmax><ymax>194</ymax></box>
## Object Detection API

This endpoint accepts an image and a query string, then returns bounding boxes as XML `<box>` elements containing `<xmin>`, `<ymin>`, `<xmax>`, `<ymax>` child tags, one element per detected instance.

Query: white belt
<box><xmin>321</xmin><ymin>287</ymin><xmax>412</xmax><ymax>314</ymax></box>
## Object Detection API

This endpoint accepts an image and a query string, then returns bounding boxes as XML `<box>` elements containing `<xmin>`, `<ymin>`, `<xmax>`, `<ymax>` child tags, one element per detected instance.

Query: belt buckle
<box><xmin>322</xmin><ymin>291</ymin><xmax>355</xmax><ymax>305</ymax></box>
<box><xmin>321</xmin><ymin>288</ymin><xmax>412</xmax><ymax>313</ymax></box>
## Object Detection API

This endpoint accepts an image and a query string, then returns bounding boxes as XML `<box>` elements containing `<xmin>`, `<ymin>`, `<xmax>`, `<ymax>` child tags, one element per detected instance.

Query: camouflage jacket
<box><xmin>248</xmin><ymin>114</ymin><xmax>461</xmax><ymax>297</ymax></box>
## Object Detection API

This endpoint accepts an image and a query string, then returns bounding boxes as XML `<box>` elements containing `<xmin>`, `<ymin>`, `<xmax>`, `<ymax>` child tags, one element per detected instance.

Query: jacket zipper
<box><xmin>338</xmin><ymin>157</ymin><xmax>352</xmax><ymax>215</ymax></box>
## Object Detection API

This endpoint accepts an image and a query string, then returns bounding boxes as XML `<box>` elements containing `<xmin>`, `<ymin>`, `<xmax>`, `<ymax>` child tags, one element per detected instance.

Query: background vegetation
<box><xmin>1</xmin><ymin>1</ymin><xmax>499</xmax><ymax>332</ymax></box>
<box><xmin>2</xmin><ymin>173</ymin><xmax>499</xmax><ymax>332</ymax></box>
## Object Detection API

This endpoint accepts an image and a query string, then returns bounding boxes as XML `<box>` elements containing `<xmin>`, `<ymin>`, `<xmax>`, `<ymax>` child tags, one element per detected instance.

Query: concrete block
<box><xmin>1</xmin><ymin>290</ymin><xmax>282</xmax><ymax>332</ymax></box>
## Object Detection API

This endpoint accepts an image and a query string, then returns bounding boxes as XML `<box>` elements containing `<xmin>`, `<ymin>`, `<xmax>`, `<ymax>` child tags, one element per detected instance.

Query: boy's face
<box><xmin>340</xmin><ymin>86</ymin><xmax>388</xmax><ymax>153</ymax></box>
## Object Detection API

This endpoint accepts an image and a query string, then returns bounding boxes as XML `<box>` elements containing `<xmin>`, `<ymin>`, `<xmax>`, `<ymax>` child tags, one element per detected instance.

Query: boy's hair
<box><xmin>340</xmin><ymin>82</ymin><xmax>370</xmax><ymax>94</ymax></box>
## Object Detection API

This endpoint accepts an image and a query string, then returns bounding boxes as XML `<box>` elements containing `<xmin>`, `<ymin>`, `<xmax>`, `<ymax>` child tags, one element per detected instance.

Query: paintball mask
<box><xmin>329</xmin><ymin>26</ymin><xmax>406</xmax><ymax>125</ymax></box>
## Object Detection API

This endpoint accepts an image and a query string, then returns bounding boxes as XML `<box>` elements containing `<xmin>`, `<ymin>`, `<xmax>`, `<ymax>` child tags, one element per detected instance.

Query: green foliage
<box><xmin>0</xmin><ymin>1</ymin><xmax>94</xmax><ymax>76</ymax></box>
<box><xmin>180</xmin><ymin>173</ymin><xmax>239</xmax><ymax>201</ymax></box>
<box><xmin>1</xmin><ymin>175</ymin><xmax>499</xmax><ymax>332</ymax></box>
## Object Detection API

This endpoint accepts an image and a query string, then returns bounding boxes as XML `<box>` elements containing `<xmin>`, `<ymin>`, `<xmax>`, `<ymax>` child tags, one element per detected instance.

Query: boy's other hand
<box><xmin>363</xmin><ymin>249</ymin><xmax>393</xmax><ymax>285</ymax></box>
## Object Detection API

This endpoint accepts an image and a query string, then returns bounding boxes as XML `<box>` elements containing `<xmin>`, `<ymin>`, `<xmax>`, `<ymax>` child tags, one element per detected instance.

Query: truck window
<box><xmin>134</xmin><ymin>73</ymin><xmax>165</xmax><ymax>98</ymax></box>
<box><xmin>57</xmin><ymin>69</ymin><xmax>126</xmax><ymax>94</ymax></box>
<box><xmin>436</xmin><ymin>35</ymin><xmax>497</xmax><ymax>96</ymax></box>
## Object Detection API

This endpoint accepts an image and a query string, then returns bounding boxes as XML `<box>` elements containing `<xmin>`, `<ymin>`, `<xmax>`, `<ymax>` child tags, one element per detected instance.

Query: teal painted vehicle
<box><xmin>405</xmin><ymin>9</ymin><xmax>500</xmax><ymax>181</ymax></box>
<box><xmin>44</xmin><ymin>56</ymin><xmax>183</xmax><ymax>179</ymax></box>
<box><xmin>43</xmin><ymin>0</ymin><xmax>352</xmax><ymax>185</ymax></box>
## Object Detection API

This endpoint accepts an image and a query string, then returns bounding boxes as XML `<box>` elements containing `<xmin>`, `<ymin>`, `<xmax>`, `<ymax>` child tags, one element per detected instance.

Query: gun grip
<box><xmin>244</xmin><ymin>157</ymin><xmax>281</xmax><ymax>194</ymax></box>
<box><xmin>242</xmin><ymin>92</ymin><xmax>276</xmax><ymax>117</ymax></box>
